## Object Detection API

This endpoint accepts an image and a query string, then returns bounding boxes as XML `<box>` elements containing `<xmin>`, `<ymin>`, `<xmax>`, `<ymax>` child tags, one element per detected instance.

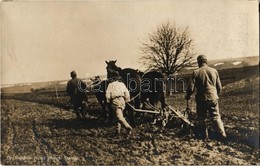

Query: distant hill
<box><xmin>207</xmin><ymin>56</ymin><xmax>259</xmax><ymax>70</ymax></box>
<box><xmin>1</xmin><ymin>80</ymin><xmax>67</xmax><ymax>94</ymax></box>
<box><xmin>181</xmin><ymin>56</ymin><xmax>259</xmax><ymax>74</ymax></box>
<box><xmin>1</xmin><ymin>74</ymin><xmax>108</xmax><ymax>94</ymax></box>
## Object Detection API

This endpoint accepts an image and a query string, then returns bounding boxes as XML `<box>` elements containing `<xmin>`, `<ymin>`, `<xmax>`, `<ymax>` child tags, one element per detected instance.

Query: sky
<box><xmin>1</xmin><ymin>0</ymin><xmax>259</xmax><ymax>85</ymax></box>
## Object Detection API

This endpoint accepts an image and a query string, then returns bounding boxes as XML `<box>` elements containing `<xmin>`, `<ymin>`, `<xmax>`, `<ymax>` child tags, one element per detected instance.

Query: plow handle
<box><xmin>185</xmin><ymin>99</ymin><xmax>192</xmax><ymax>118</ymax></box>
<box><xmin>186</xmin><ymin>99</ymin><xmax>189</xmax><ymax>109</ymax></box>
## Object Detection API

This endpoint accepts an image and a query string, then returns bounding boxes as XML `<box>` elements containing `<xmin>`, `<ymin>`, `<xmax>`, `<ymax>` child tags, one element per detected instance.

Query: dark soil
<box><xmin>1</xmin><ymin>76</ymin><xmax>259</xmax><ymax>165</ymax></box>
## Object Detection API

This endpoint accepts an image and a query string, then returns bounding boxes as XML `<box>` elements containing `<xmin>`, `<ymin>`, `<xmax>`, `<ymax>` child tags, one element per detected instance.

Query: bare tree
<box><xmin>140</xmin><ymin>22</ymin><xmax>196</xmax><ymax>76</ymax></box>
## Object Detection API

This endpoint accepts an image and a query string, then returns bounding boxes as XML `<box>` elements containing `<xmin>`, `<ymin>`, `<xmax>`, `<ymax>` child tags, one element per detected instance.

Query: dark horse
<box><xmin>140</xmin><ymin>71</ymin><xmax>166</xmax><ymax>110</ymax></box>
<box><xmin>90</xmin><ymin>76</ymin><xmax>111</xmax><ymax>120</ymax></box>
<box><xmin>105</xmin><ymin>60</ymin><xmax>142</xmax><ymax>124</ymax></box>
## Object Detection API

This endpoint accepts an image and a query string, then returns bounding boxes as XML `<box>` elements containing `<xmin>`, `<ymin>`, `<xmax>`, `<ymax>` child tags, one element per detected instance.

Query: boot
<box><xmin>213</xmin><ymin>119</ymin><xmax>227</xmax><ymax>141</ymax></box>
<box><xmin>194</xmin><ymin>123</ymin><xmax>208</xmax><ymax>140</ymax></box>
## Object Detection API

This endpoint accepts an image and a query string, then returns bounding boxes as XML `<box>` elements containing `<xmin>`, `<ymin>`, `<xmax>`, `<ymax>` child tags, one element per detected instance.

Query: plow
<box><xmin>127</xmin><ymin>100</ymin><xmax>195</xmax><ymax>128</ymax></box>
<box><xmin>63</xmin><ymin>76</ymin><xmax>196</xmax><ymax>129</ymax></box>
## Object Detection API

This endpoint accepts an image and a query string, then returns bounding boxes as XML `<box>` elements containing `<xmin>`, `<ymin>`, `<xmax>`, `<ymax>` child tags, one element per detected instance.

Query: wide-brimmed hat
<box><xmin>197</xmin><ymin>55</ymin><xmax>207</xmax><ymax>63</ymax></box>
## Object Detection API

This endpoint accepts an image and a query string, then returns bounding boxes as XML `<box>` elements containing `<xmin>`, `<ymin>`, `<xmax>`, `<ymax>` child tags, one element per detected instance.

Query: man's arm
<box><xmin>124</xmin><ymin>90</ymin><xmax>130</xmax><ymax>102</ymax></box>
<box><xmin>66</xmin><ymin>82</ymin><xmax>71</xmax><ymax>96</ymax></box>
<box><xmin>216</xmin><ymin>72</ymin><xmax>222</xmax><ymax>94</ymax></box>
<box><xmin>120</xmin><ymin>82</ymin><xmax>130</xmax><ymax>102</ymax></box>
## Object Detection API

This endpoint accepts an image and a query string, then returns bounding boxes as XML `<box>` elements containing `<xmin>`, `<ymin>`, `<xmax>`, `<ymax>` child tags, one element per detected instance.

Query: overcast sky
<box><xmin>1</xmin><ymin>0</ymin><xmax>259</xmax><ymax>84</ymax></box>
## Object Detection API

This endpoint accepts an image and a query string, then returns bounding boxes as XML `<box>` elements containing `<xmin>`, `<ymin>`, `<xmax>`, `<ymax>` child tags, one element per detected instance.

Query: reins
<box><xmin>128</xmin><ymin>92</ymin><xmax>141</xmax><ymax>102</ymax></box>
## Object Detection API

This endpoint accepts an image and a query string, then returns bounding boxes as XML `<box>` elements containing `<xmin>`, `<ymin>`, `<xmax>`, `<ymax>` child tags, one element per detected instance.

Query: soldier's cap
<box><xmin>197</xmin><ymin>55</ymin><xmax>207</xmax><ymax>62</ymax></box>
<box><xmin>70</xmin><ymin>70</ymin><xmax>77</xmax><ymax>77</ymax></box>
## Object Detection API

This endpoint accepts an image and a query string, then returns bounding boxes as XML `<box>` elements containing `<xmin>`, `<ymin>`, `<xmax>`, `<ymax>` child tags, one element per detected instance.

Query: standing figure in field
<box><xmin>106</xmin><ymin>71</ymin><xmax>132</xmax><ymax>135</ymax></box>
<box><xmin>186</xmin><ymin>55</ymin><xmax>226</xmax><ymax>140</ymax></box>
<box><xmin>66</xmin><ymin>71</ymin><xmax>88</xmax><ymax>119</ymax></box>
<box><xmin>106</xmin><ymin>60</ymin><xmax>142</xmax><ymax>125</ymax></box>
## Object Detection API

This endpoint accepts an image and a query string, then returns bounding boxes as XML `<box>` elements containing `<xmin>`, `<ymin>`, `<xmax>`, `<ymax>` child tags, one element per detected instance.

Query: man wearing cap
<box><xmin>67</xmin><ymin>71</ymin><xmax>88</xmax><ymax>119</ymax></box>
<box><xmin>106</xmin><ymin>71</ymin><xmax>132</xmax><ymax>135</ymax></box>
<box><xmin>186</xmin><ymin>55</ymin><xmax>226</xmax><ymax>140</ymax></box>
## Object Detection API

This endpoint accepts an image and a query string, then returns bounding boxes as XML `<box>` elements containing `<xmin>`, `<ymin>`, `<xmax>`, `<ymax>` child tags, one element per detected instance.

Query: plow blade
<box><xmin>127</xmin><ymin>102</ymin><xmax>160</xmax><ymax>114</ymax></box>
<box><xmin>168</xmin><ymin>106</ymin><xmax>194</xmax><ymax>127</ymax></box>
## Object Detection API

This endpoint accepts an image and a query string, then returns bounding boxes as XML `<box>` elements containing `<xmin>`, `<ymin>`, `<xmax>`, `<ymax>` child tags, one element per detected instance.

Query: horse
<box><xmin>90</xmin><ymin>76</ymin><xmax>111</xmax><ymax>121</ymax></box>
<box><xmin>105</xmin><ymin>60</ymin><xmax>142</xmax><ymax>125</ymax></box>
<box><xmin>140</xmin><ymin>71</ymin><xmax>166</xmax><ymax>110</ymax></box>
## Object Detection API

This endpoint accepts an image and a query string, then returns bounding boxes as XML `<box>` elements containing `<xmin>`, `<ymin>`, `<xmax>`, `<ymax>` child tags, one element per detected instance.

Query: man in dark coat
<box><xmin>66</xmin><ymin>71</ymin><xmax>88</xmax><ymax>118</ymax></box>
<box><xmin>186</xmin><ymin>55</ymin><xmax>226</xmax><ymax>140</ymax></box>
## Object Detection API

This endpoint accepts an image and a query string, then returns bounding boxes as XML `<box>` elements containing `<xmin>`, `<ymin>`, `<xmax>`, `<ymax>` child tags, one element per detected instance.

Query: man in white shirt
<box><xmin>106</xmin><ymin>71</ymin><xmax>132</xmax><ymax>134</ymax></box>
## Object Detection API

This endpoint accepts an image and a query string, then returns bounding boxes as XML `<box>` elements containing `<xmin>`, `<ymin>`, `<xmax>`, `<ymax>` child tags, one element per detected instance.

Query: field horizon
<box><xmin>1</xmin><ymin>56</ymin><xmax>259</xmax><ymax>94</ymax></box>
